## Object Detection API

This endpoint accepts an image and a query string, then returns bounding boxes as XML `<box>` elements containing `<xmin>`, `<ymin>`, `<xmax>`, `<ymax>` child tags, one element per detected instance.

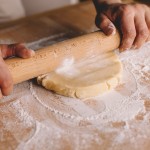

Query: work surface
<box><xmin>0</xmin><ymin>1</ymin><xmax>150</xmax><ymax>150</ymax></box>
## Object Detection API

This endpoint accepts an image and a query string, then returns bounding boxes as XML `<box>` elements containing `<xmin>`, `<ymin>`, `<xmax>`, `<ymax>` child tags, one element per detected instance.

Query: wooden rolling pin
<box><xmin>5</xmin><ymin>31</ymin><xmax>120</xmax><ymax>84</ymax></box>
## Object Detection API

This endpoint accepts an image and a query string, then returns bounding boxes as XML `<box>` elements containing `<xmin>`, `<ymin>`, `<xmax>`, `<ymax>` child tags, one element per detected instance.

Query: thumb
<box><xmin>95</xmin><ymin>14</ymin><xmax>116</xmax><ymax>36</ymax></box>
<box><xmin>0</xmin><ymin>43</ymin><xmax>35</xmax><ymax>59</ymax></box>
<box><xmin>0</xmin><ymin>57</ymin><xmax>13</xmax><ymax>96</ymax></box>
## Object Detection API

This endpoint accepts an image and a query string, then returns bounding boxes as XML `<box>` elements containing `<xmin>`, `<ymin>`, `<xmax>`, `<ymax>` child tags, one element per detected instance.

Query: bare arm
<box><xmin>93</xmin><ymin>0</ymin><xmax>150</xmax><ymax>51</ymax></box>
<box><xmin>93</xmin><ymin>0</ymin><xmax>122</xmax><ymax>5</ymax></box>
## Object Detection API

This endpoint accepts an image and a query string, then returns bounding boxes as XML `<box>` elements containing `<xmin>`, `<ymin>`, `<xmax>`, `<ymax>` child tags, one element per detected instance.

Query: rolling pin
<box><xmin>5</xmin><ymin>31</ymin><xmax>120</xmax><ymax>84</ymax></box>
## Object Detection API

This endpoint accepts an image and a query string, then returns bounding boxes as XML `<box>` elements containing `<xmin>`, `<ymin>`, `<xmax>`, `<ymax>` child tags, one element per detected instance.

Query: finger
<box><xmin>119</xmin><ymin>13</ymin><xmax>136</xmax><ymax>51</ymax></box>
<box><xmin>0</xmin><ymin>58</ymin><xmax>13</xmax><ymax>96</ymax></box>
<box><xmin>0</xmin><ymin>44</ymin><xmax>35</xmax><ymax>59</ymax></box>
<box><xmin>95</xmin><ymin>14</ymin><xmax>116</xmax><ymax>36</ymax></box>
<box><xmin>145</xmin><ymin>12</ymin><xmax>150</xmax><ymax>42</ymax></box>
<box><xmin>12</xmin><ymin>43</ymin><xmax>35</xmax><ymax>58</ymax></box>
<box><xmin>133</xmin><ymin>14</ymin><xmax>149</xmax><ymax>48</ymax></box>
<box><xmin>0</xmin><ymin>90</ymin><xmax>3</xmax><ymax>99</ymax></box>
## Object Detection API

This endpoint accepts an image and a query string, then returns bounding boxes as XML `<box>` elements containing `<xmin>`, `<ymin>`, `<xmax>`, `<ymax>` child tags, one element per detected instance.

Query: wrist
<box><xmin>93</xmin><ymin>0</ymin><xmax>122</xmax><ymax>12</ymax></box>
<box><xmin>94</xmin><ymin>0</ymin><xmax>122</xmax><ymax>5</ymax></box>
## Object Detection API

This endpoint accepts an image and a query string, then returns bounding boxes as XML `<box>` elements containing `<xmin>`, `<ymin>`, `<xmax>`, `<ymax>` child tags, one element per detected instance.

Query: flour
<box><xmin>10</xmin><ymin>100</ymin><xmax>34</xmax><ymax>127</ymax></box>
<box><xmin>55</xmin><ymin>57</ymin><xmax>80</xmax><ymax>78</ymax></box>
<box><xmin>26</xmin><ymin>40</ymin><xmax>150</xmax><ymax>123</ymax></box>
<box><xmin>55</xmin><ymin>52</ymin><xmax>120</xmax><ymax>80</ymax></box>
<box><xmin>0</xmin><ymin>39</ymin><xmax>150</xmax><ymax>150</ymax></box>
<box><xmin>30</xmin><ymin>43</ymin><xmax>150</xmax><ymax>123</ymax></box>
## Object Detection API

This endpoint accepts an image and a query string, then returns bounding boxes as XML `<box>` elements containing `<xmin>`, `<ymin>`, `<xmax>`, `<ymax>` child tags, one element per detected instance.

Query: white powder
<box><xmin>55</xmin><ymin>52</ymin><xmax>119</xmax><ymax>80</ymax></box>
<box><xmin>56</xmin><ymin>57</ymin><xmax>80</xmax><ymax>78</ymax></box>
<box><xmin>1</xmin><ymin>39</ymin><xmax>150</xmax><ymax>149</ymax></box>
<box><xmin>31</xmin><ymin>43</ymin><xmax>150</xmax><ymax>123</ymax></box>
<box><xmin>11</xmin><ymin>100</ymin><xmax>34</xmax><ymax>127</ymax></box>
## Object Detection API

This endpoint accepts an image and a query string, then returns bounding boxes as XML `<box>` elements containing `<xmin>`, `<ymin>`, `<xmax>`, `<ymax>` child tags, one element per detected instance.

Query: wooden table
<box><xmin>0</xmin><ymin>1</ymin><xmax>97</xmax><ymax>44</ymax></box>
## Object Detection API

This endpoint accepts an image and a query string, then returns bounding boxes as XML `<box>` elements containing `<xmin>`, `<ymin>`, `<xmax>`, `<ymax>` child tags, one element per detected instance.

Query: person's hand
<box><xmin>0</xmin><ymin>44</ymin><xmax>35</xmax><ymax>98</ymax></box>
<box><xmin>93</xmin><ymin>1</ymin><xmax>150</xmax><ymax>51</ymax></box>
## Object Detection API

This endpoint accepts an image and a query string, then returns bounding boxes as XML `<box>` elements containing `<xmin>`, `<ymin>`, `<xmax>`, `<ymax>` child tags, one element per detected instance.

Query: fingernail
<box><xmin>111</xmin><ymin>29</ymin><xmax>116</xmax><ymax>35</ymax></box>
<box><xmin>30</xmin><ymin>49</ymin><xmax>35</xmax><ymax>56</ymax></box>
<box><xmin>119</xmin><ymin>47</ymin><xmax>129</xmax><ymax>52</ymax></box>
<box><xmin>107</xmin><ymin>23</ymin><xmax>116</xmax><ymax>35</ymax></box>
<box><xmin>131</xmin><ymin>45</ymin><xmax>137</xmax><ymax>50</ymax></box>
<box><xmin>119</xmin><ymin>48</ymin><xmax>124</xmax><ymax>52</ymax></box>
<box><xmin>107</xmin><ymin>28</ymin><xmax>116</xmax><ymax>35</ymax></box>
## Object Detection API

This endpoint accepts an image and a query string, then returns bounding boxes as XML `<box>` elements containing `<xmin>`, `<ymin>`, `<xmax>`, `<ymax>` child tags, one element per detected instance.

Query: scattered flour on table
<box><xmin>0</xmin><ymin>38</ymin><xmax>150</xmax><ymax>150</ymax></box>
<box><xmin>29</xmin><ymin>42</ymin><xmax>150</xmax><ymax>123</ymax></box>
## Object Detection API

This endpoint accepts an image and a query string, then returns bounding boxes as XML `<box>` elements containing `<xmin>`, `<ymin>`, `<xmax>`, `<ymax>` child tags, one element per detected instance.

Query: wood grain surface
<box><xmin>0</xmin><ymin>2</ymin><xmax>97</xmax><ymax>43</ymax></box>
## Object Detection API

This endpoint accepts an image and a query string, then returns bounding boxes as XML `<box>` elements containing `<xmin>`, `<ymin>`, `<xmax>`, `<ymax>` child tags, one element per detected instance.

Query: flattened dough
<box><xmin>37</xmin><ymin>51</ymin><xmax>122</xmax><ymax>99</ymax></box>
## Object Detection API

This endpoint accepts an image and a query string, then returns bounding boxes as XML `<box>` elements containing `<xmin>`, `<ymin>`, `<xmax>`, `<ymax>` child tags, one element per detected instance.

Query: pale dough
<box><xmin>37</xmin><ymin>51</ymin><xmax>122</xmax><ymax>99</ymax></box>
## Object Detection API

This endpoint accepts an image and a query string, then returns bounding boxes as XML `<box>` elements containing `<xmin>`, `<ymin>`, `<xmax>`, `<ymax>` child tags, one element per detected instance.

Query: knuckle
<box><xmin>134</xmin><ymin>3</ymin><xmax>147</xmax><ymax>9</ymax></box>
<box><xmin>141</xmin><ymin>4</ymin><xmax>147</xmax><ymax>8</ymax></box>
<box><xmin>129</xmin><ymin>33</ymin><xmax>136</xmax><ymax>38</ymax></box>
<box><xmin>119</xmin><ymin>5</ymin><xmax>133</xmax><ymax>16</ymax></box>
<box><xmin>139</xmin><ymin>29</ymin><xmax>149</xmax><ymax>38</ymax></box>
<box><xmin>124</xmin><ymin>30</ymin><xmax>136</xmax><ymax>38</ymax></box>
<box><xmin>123</xmin><ymin>6</ymin><xmax>131</xmax><ymax>13</ymax></box>
<box><xmin>134</xmin><ymin>3</ymin><xmax>141</xmax><ymax>8</ymax></box>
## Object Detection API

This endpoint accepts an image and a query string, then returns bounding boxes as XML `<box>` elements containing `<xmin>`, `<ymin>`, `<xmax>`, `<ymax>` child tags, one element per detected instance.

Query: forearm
<box><xmin>93</xmin><ymin>0</ymin><xmax>122</xmax><ymax>13</ymax></box>
<box><xmin>93</xmin><ymin>0</ymin><xmax>122</xmax><ymax>5</ymax></box>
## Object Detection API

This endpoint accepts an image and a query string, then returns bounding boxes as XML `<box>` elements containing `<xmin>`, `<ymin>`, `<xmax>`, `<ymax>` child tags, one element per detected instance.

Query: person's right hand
<box><xmin>0</xmin><ymin>44</ymin><xmax>35</xmax><ymax>98</ymax></box>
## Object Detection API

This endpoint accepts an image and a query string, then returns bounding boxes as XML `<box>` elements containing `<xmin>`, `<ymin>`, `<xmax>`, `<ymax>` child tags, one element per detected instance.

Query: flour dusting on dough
<box><xmin>56</xmin><ymin>57</ymin><xmax>80</xmax><ymax>78</ymax></box>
